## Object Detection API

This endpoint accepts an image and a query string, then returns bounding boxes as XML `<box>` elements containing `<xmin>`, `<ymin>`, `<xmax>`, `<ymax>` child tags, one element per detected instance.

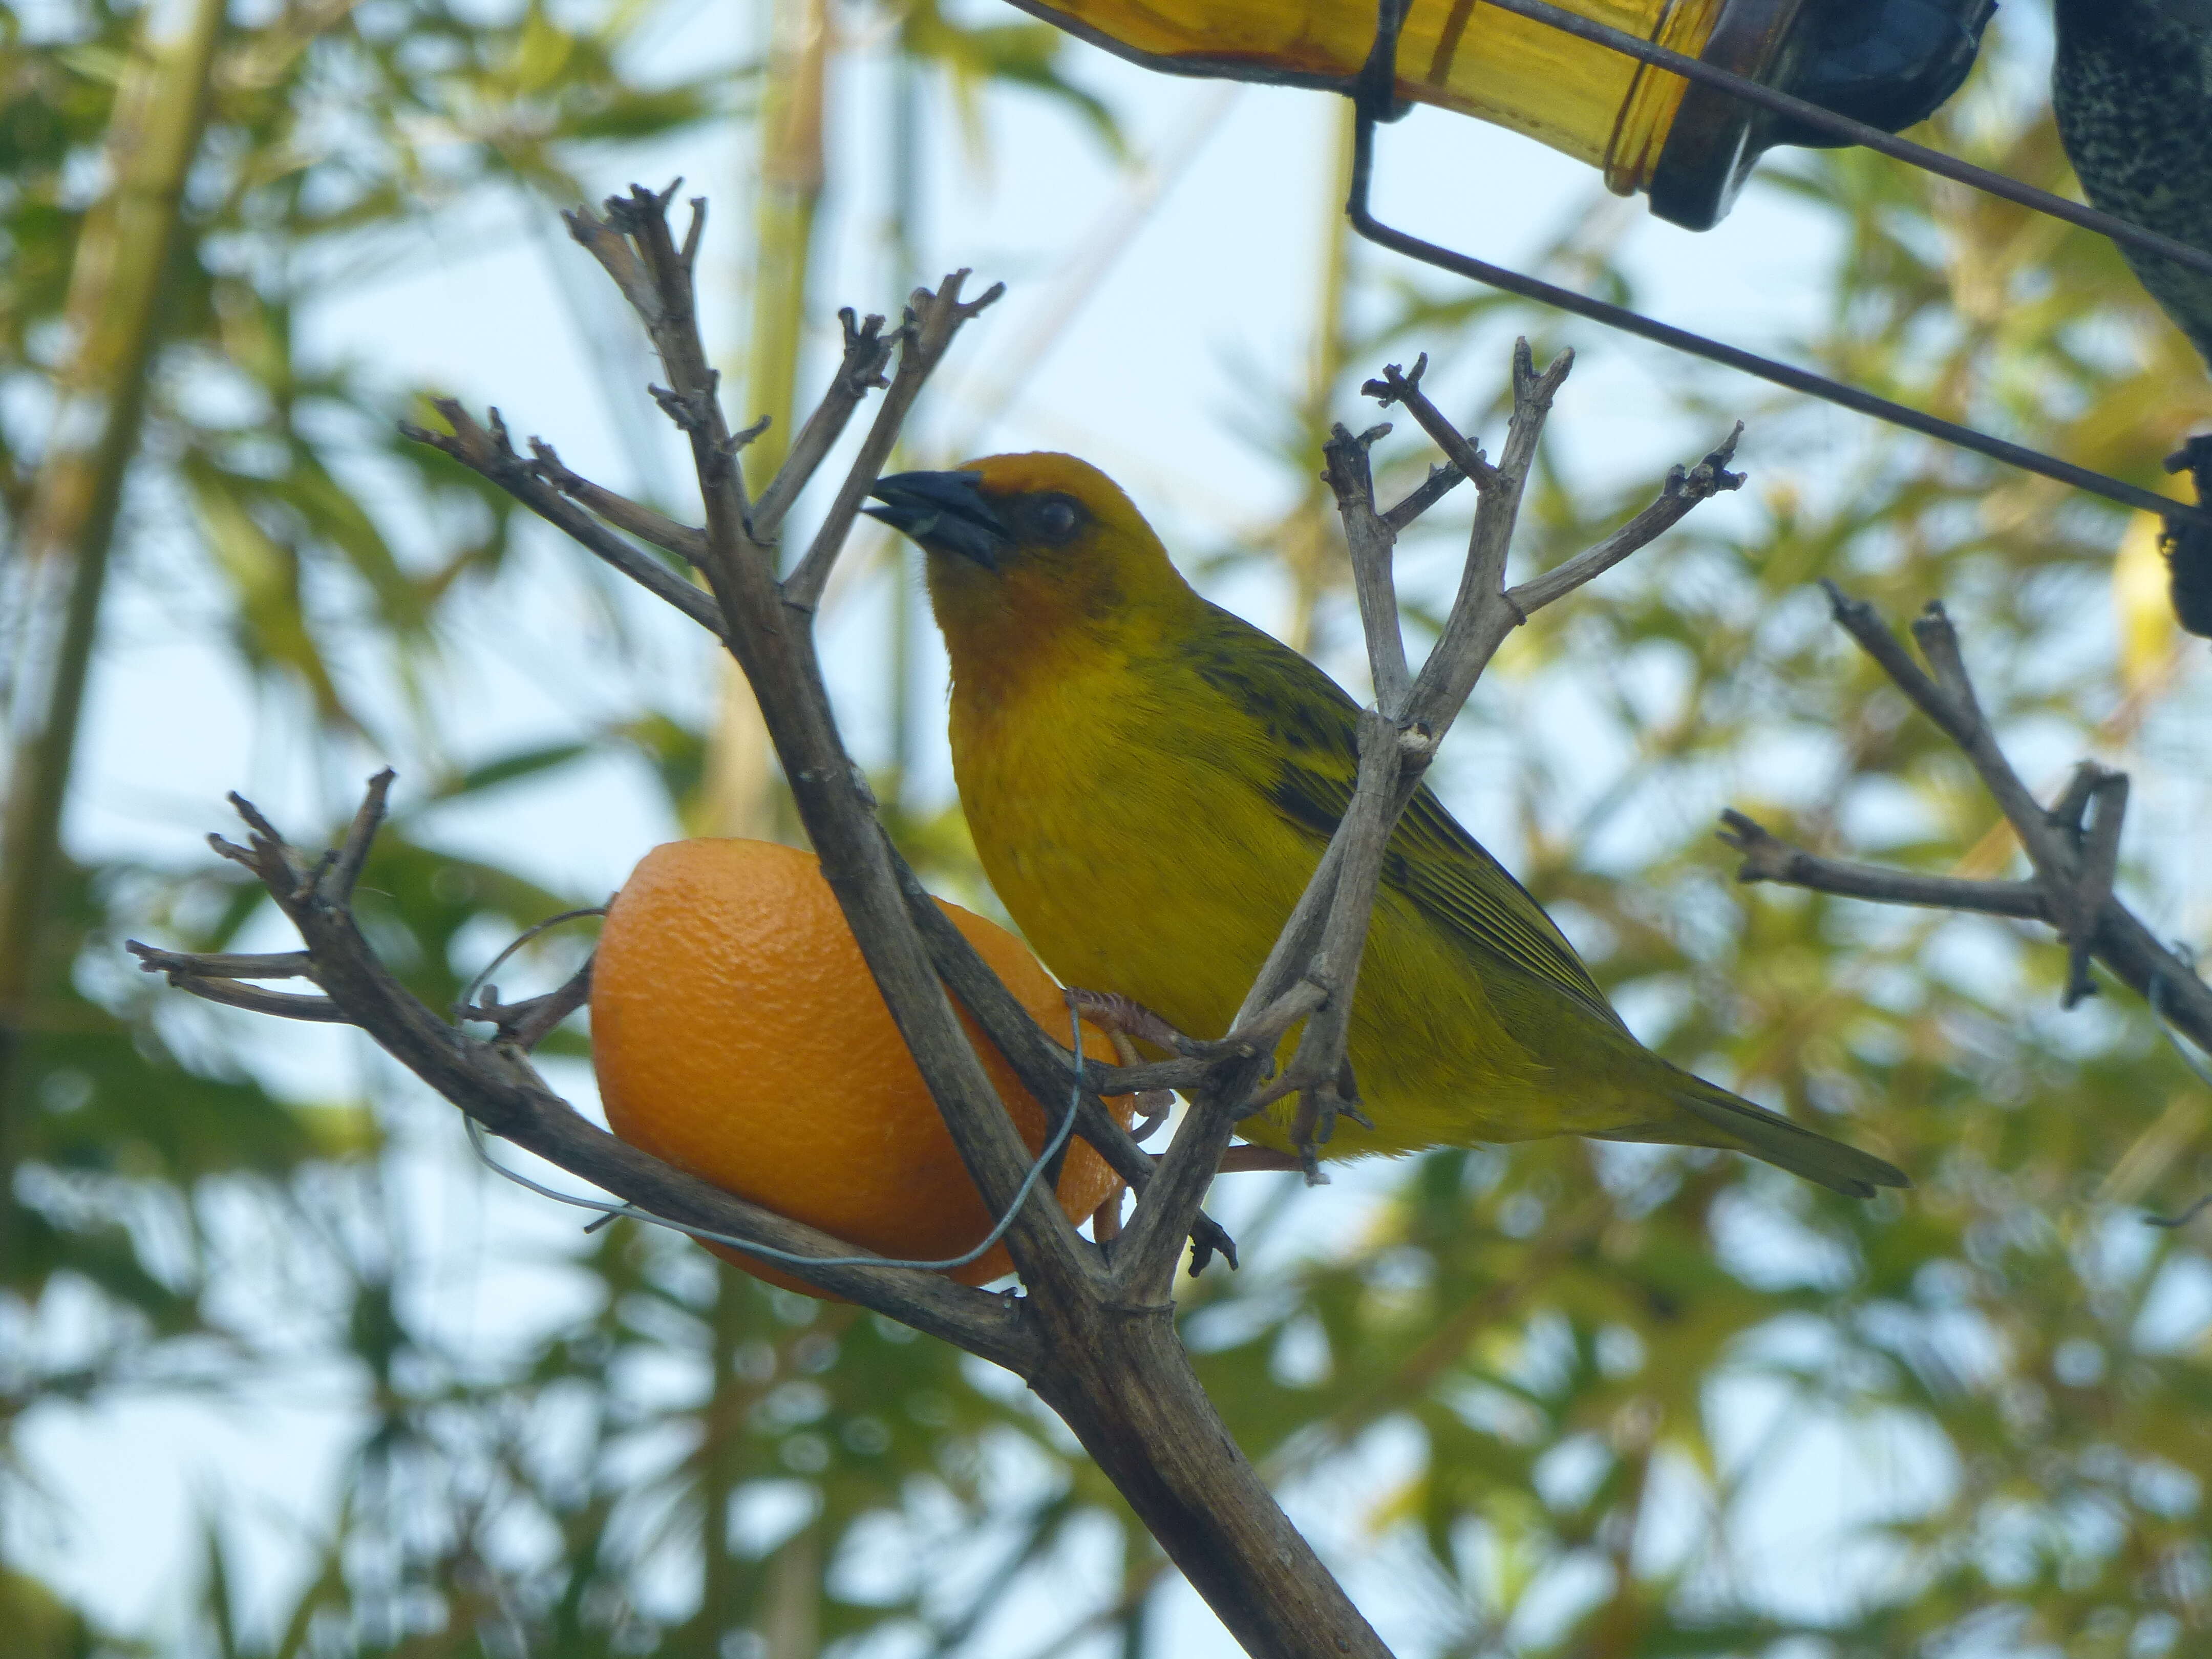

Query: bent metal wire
<box><xmin>1344</xmin><ymin>0</ymin><xmax>2212</xmax><ymax>533</ymax></box>
<box><xmin>467</xmin><ymin>1001</ymin><xmax>1090</xmax><ymax>1277</ymax></box>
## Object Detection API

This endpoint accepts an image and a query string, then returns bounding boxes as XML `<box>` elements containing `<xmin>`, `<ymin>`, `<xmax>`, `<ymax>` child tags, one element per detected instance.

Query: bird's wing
<box><xmin>1187</xmin><ymin>605</ymin><xmax>1627</xmax><ymax>1033</ymax></box>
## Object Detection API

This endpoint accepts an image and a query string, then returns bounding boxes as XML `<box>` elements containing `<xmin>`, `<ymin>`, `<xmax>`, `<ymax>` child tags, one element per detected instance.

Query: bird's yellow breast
<box><xmin>949</xmin><ymin>634</ymin><xmax>1303</xmax><ymax>1047</ymax></box>
<box><xmin>945</xmin><ymin>625</ymin><xmax>1622</xmax><ymax>1159</ymax></box>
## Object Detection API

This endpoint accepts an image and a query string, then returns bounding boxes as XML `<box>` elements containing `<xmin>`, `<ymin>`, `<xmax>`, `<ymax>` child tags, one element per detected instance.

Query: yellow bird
<box><xmin>866</xmin><ymin>453</ymin><xmax>1906</xmax><ymax>1198</ymax></box>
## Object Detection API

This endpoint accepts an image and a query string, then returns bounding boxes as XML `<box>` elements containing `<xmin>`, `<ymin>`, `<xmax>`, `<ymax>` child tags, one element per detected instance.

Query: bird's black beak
<box><xmin>864</xmin><ymin>470</ymin><xmax>1011</xmax><ymax>569</ymax></box>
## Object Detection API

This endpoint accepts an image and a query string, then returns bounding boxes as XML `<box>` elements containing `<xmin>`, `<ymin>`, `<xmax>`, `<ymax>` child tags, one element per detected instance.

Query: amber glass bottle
<box><xmin>1010</xmin><ymin>0</ymin><xmax>1992</xmax><ymax>229</ymax></box>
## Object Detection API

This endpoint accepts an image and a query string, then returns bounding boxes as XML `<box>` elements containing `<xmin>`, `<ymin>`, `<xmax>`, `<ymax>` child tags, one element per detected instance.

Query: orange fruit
<box><xmin>590</xmin><ymin>838</ymin><xmax>1130</xmax><ymax>1294</ymax></box>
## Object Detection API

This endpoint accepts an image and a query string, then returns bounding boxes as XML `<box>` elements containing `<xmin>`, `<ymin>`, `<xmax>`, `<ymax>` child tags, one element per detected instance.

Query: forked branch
<box><xmin>1718</xmin><ymin>585</ymin><xmax>2212</xmax><ymax>1057</ymax></box>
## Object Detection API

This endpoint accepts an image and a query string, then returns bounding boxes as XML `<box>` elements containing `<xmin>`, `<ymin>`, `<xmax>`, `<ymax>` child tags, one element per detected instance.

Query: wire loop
<box><xmin>1342</xmin><ymin>0</ymin><xmax>2212</xmax><ymax>532</ymax></box>
<box><xmin>454</xmin><ymin>905</ymin><xmax>607</xmax><ymax>1023</ymax></box>
<box><xmin>465</xmin><ymin>1002</ymin><xmax>1090</xmax><ymax>1278</ymax></box>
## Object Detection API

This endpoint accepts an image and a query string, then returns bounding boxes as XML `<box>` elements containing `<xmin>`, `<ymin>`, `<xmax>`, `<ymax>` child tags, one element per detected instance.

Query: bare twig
<box><xmin>1382</xmin><ymin>461</ymin><xmax>1466</xmax><ymax>532</ymax></box>
<box><xmin>576</xmin><ymin>187</ymin><xmax>759</xmax><ymax>543</ymax></box>
<box><xmin>463</xmin><ymin>955</ymin><xmax>595</xmax><ymax>1050</ymax></box>
<box><xmin>784</xmin><ymin>273</ymin><xmax>1005</xmax><ymax>611</ymax></box>
<box><xmin>1321</xmin><ymin>422</ymin><xmax>1413</xmax><ymax>715</ymax></box>
<box><xmin>1716</xmin><ymin>811</ymin><xmax>2048</xmax><ymax>920</ymax></box>
<box><xmin>751</xmin><ymin>307</ymin><xmax>895</xmax><ymax>540</ymax></box>
<box><xmin>402</xmin><ymin>401</ymin><xmax>727</xmax><ymax>638</ymax></box>
<box><xmin>1364</xmin><ymin>353</ymin><xmax>1499</xmax><ymax>490</ymax></box>
<box><xmin>2058</xmin><ymin>769</ymin><xmax>2128</xmax><ymax>1007</ymax></box>
<box><xmin>531</xmin><ymin>440</ymin><xmax>707</xmax><ymax>567</ymax></box>
<box><xmin>1409</xmin><ymin>339</ymin><xmax>1573</xmax><ymax>733</ymax></box>
<box><xmin>1508</xmin><ymin>424</ymin><xmax>1744</xmax><ymax>615</ymax></box>
<box><xmin>124</xmin><ymin>942</ymin><xmax>350</xmax><ymax>1022</ymax></box>
<box><xmin>124</xmin><ymin>947</ymin><xmax>316</xmax><ymax>980</ymax></box>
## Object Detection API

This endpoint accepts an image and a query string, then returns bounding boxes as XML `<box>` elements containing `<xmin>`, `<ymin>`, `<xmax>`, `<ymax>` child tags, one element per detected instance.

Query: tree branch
<box><xmin>530</xmin><ymin>440</ymin><xmax>707</xmax><ymax>567</ymax></box>
<box><xmin>136</xmin><ymin>785</ymin><xmax>1037</xmax><ymax>1367</ymax></box>
<box><xmin>1716</xmin><ymin>810</ymin><xmax>2048</xmax><ymax>920</ymax></box>
<box><xmin>1724</xmin><ymin>588</ymin><xmax>2212</xmax><ymax>1058</ymax></box>
<box><xmin>1364</xmin><ymin>352</ymin><xmax>1498</xmax><ymax>491</ymax></box>
<box><xmin>783</xmin><ymin>273</ymin><xmax>1005</xmax><ymax>612</ymax></box>
<box><xmin>402</xmin><ymin>401</ymin><xmax>727</xmax><ymax>638</ymax></box>
<box><xmin>750</xmin><ymin>306</ymin><xmax>895</xmax><ymax>541</ymax></box>
<box><xmin>1508</xmin><ymin>424</ymin><xmax>1743</xmax><ymax>615</ymax></box>
<box><xmin>1381</xmin><ymin>460</ymin><xmax>1465</xmax><ymax>531</ymax></box>
<box><xmin>1321</xmin><ymin>422</ymin><xmax>1413</xmax><ymax>715</ymax></box>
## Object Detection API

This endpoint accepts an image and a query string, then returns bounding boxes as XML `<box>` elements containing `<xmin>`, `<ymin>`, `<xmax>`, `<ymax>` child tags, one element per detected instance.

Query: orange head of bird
<box><xmin>865</xmin><ymin>453</ymin><xmax>1193</xmax><ymax>672</ymax></box>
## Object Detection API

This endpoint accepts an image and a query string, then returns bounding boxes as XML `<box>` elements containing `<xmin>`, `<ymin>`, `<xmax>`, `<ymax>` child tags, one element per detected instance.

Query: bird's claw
<box><xmin>1065</xmin><ymin>988</ymin><xmax>1203</xmax><ymax>1054</ymax></box>
<box><xmin>1130</xmin><ymin>1088</ymin><xmax>1175</xmax><ymax>1142</ymax></box>
<box><xmin>1289</xmin><ymin>1080</ymin><xmax>1368</xmax><ymax>1185</ymax></box>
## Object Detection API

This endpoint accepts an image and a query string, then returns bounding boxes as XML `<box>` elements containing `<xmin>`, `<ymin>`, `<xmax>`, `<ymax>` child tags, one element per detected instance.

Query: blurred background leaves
<box><xmin>3</xmin><ymin>0</ymin><xmax>2211</xmax><ymax>1655</ymax></box>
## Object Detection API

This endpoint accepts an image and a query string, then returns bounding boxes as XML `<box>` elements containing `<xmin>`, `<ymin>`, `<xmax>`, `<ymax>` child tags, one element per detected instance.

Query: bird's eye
<box><xmin>1035</xmin><ymin>497</ymin><xmax>1079</xmax><ymax>541</ymax></box>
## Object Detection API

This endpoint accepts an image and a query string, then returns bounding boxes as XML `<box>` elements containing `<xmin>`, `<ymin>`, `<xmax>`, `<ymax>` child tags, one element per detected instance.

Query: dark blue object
<box><xmin>1779</xmin><ymin>0</ymin><xmax>1996</xmax><ymax>144</ymax></box>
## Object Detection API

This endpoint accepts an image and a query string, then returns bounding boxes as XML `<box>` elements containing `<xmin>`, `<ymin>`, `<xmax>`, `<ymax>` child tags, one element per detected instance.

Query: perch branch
<box><xmin>887</xmin><ymin>847</ymin><xmax>1242</xmax><ymax>1274</ymax></box>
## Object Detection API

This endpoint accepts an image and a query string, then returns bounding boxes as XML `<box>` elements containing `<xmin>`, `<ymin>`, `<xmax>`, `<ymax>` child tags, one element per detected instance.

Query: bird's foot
<box><xmin>1289</xmin><ymin>1084</ymin><xmax>1370</xmax><ymax>1186</ymax></box>
<box><xmin>1065</xmin><ymin>988</ymin><xmax>1199</xmax><ymax>1053</ymax></box>
<box><xmin>1066</xmin><ymin>987</ymin><xmax>1277</xmax><ymax>1070</ymax></box>
<box><xmin>1062</xmin><ymin>989</ymin><xmax>1183</xmax><ymax>1137</ymax></box>
<box><xmin>1090</xmin><ymin>1187</ymin><xmax>1123</xmax><ymax>1243</ymax></box>
<box><xmin>1240</xmin><ymin>1055</ymin><xmax>1371</xmax><ymax>1186</ymax></box>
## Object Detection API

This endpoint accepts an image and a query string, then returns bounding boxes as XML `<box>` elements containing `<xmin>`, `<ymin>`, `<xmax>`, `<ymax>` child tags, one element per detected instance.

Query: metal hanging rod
<box><xmin>1483</xmin><ymin>0</ymin><xmax>2212</xmax><ymax>284</ymax></box>
<box><xmin>1343</xmin><ymin>0</ymin><xmax>2212</xmax><ymax>532</ymax></box>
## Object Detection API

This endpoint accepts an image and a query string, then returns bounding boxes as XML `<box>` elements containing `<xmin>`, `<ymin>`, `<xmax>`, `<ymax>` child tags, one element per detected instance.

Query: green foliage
<box><xmin>9</xmin><ymin>3</ymin><xmax>2212</xmax><ymax>1655</ymax></box>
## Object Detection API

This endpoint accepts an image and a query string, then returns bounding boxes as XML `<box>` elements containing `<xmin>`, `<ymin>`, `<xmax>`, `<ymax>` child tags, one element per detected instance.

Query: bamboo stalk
<box><xmin>746</xmin><ymin>0</ymin><xmax>828</xmax><ymax>486</ymax></box>
<box><xmin>1284</xmin><ymin>99</ymin><xmax>1356</xmax><ymax>656</ymax></box>
<box><xmin>691</xmin><ymin>0</ymin><xmax>833</xmax><ymax>1647</ymax></box>
<box><xmin>698</xmin><ymin>0</ymin><xmax>829</xmax><ymax>844</ymax></box>
<box><xmin>0</xmin><ymin>0</ymin><xmax>227</xmax><ymax>1138</ymax></box>
<box><xmin>883</xmin><ymin>44</ymin><xmax>922</xmax><ymax>816</ymax></box>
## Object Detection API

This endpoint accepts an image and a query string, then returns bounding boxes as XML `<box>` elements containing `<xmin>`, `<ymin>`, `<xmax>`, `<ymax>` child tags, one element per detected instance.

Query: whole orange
<box><xmin>590</xmin><ymin>838</ymin><xmax>1129</xmax><ymax>1293</ymax></box>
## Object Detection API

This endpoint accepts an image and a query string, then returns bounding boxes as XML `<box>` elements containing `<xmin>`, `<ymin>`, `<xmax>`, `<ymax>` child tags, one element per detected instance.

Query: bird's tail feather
<box><xmin>1621</xmin><ymin>1072</ymin><xmax>1908</xmax><ymax>1199</ymax></box>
